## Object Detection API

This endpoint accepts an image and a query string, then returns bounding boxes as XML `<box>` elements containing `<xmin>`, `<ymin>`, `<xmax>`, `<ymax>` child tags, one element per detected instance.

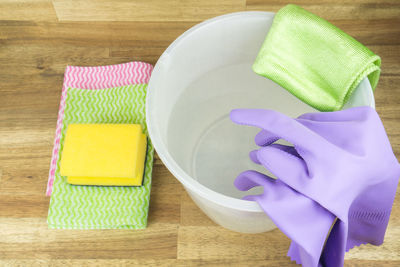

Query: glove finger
<box><xmin>249</xmin><ymin>150</ymin><xmax>261</xmax><ymax>164</ymax></box>
<box><xmin>255</xmin><ymin>129</ymin><xmax>279</xmax><ymax>146</ymax></box>
<box><xmin>269</xmin><ymin>143</ymin><xmax>301</xmax><ymax>158</ymax></box>
<box><xmin>257</xmin><ymin>145</ymin><xmax>309</xmax><ymax>185</ymax></box>
<box><xmin>242</xmin><ymin>194</ymin><xmax>258</xmax><ymax>201</ymax></box>
<box><xmin>234</xmin><ymin>170</ymin><xmax>275</xmax><ymax>191</ymax></box>
<box><xmin>230</xmin><ymin>109</ymin><xmax>323</xmax><ymax>153</ymax></box>
<box><xmin>250</xmin><ymin>145</ymin><xmax>301</xmax><ymax>170</ymax></box>
<box><xmin>255</xmin><ymin>131</ymin><xmax>301</xmax><ymax>158</ymax></box>
<box><xmin>252</xmin><ymin>144</ymin><xmax>301</xmax><ymax>161</ymax></box>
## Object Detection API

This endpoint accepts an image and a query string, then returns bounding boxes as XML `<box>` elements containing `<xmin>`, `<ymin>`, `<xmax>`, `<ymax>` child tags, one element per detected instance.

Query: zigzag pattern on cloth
<box><xmin>47</xmin><ymin>62</ymin><xmax>153</xmax><ymax>196</ymax></box>
<box><xmin>47</xmin><ymin>84</ymin><xmax>153</xmax><ymax>229</ymax></box>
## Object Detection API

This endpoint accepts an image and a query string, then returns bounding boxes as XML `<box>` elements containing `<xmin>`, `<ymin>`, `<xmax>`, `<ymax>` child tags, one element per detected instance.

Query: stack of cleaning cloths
<box><xmin>47</xmin><ymin>62</ymin><xmax>154</xmax><ymax>229</ymax></box>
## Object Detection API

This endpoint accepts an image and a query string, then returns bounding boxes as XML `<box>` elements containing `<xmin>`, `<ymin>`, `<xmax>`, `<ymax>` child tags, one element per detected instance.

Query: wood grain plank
<box><xmin>345</xmin><ymin>261</ymin><xmax>400</xmax><ymax>267</ymax></box>
<box><xmin>0</xmin><ymin>259</ymin><xmax>179</xmax><ymax>267</ymax></box>
<box><xmin>177</xmin><ymin>225</ymin><xmax>292</xmax><ymax>261</ymax></box>
<box><xmin>246</xmin><ymin>0</ymin><xmax>400</xmax><ymax>20</ymax></box>
<box><xmin>332</xmin><ymin>19</ymin><xmax>400</xmax><ymax>46</ymax></box>
<box><xmin>109</xmin><ymin>46</ymin><xmax>166</xmax><ymax>64</ymax></box>
<box><xmin>371</xmin><ymin>45</ymin><xmax>400</xmax><ymax>76</ymax></box>
<box><xmin>180</xmin><ymin>192</ymin><xmax>215</xmax><ymax>227</ymax></box>
<box><xmin>0</xmin><ymin>21</ymin><xmax>195</xmax><ymax>50</ymax></box>
<box><xmin>0</xmin><ymin>259</ymin><xmax>306</xmax><ymax>266</ymax></box>
<box><xmin>0</xmin><ymin>196</ymin><xmax>49</xmax><ymax>217</ymax></box>
<box><xmin>52</xmin><ymin>0</ymin><xmax>246</xmax><ymax>22</ymax></box>
<box><xmin>0</xmin><ymin>218</ymin><xmax>178</xmax><ymax>260</ymax></box>
<box><xmin>0</xmin><ymin>134</ymin><xmax>52</xmax><ymax>197</ymax></box>
<box><xmin>0</xmin><ymin>0</ymin><xmax>57</xmax><ymax>21</ymax></box>
<box><xmin>3</xmin><ymin>20</ymin><xmax>399</xmax><ymax>48</ymax></box>
<box><xmin>148</xmin><ymin>176</ymin><xmax>183</xmax><ymax>225</ymax></box>
<box><xmin>375</xmin><ymin>76</ymin><xmax>400</xmax><ymax>157</ymax></box>
<box><xmin>0</xmin><ymin>45</ymin><xmax>110</xmax><ymax>74</ymax></box>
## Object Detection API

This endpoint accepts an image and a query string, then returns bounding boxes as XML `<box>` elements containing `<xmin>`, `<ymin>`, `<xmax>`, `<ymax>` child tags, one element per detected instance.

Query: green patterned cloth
<box><xmin>253</xmin><ymin>4</ymin><xmax>381</xmax><ymax>111</ymax></box>
<box><xmin>47</xmin><ymin>85</ymin><xmax>153</xmax><ymax>229</ymax></box>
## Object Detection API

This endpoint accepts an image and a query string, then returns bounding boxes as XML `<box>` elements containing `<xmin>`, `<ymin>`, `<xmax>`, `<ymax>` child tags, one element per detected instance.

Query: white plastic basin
<box><xmin>146</xmin><ymin>11</ymin><xmax>375</xmax><ymax>233</ymax></box>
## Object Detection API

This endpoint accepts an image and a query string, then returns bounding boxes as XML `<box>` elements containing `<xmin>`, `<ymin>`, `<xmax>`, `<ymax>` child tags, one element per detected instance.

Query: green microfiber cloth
<box><xmin>253</xmin><ymin>4</ymin><xmax>381</xmax><ymax>111</ymax></box>
<box><xmin>47</xmin><ymin>85</ymin><xmax>153</xmax><ymax>229</ymax></box>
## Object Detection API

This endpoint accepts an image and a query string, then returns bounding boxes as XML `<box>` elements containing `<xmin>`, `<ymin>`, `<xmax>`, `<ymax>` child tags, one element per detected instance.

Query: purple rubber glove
<box><xmin>231</xmin><ymin>106</ymin><xmax>400</xmax><ymax>267</ymax></box>
<box><xmin>235</xmin><ymin>168</ymin><xmax>336</xmax><ymax>266</ymax></box>
<box><xmin>237</xmin><ymin>144</ymin><xmax>336</xmax><ymax>266</ymax></box>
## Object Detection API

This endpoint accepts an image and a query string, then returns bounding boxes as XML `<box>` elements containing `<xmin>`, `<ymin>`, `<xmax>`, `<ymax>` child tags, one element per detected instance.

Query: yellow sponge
<box><xmin>60</xmin><ymin>124</ymin><xmax>147</xmax><ymax>186</ymax></box>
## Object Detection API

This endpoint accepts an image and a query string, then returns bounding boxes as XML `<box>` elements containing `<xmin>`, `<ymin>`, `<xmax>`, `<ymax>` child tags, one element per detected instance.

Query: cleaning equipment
<box><xmin>47</xmin><ymin>62</ymin><xmax>153</xmax><ymax>196</ymax></box>
<box><xmin>47</xmin><ymin>85</ymin><xmax>153</xmax><ymax>229</ymax></box>
<box><xmin>146</xmin><ymin>11</ymin><xmax>374</xmax><ymax>233</ymax></box>
<box><xmin>60</xmin><ymin>124</ymin><xmax>147</xmax><ymax>186</ymax></box>
<box><xmin>230</xmin><ymin>107</ymin><xmax>400</xmax><ymax>267</ymax></box>
<box><xmin>235</xmin><ymin>169</ymin><xmax>335</xmax><ymax>267</ymax></box>
<box><xmin>253</xmin><ymin>4</ymin><xmax>381</xmax><ymax>111</ymax></box>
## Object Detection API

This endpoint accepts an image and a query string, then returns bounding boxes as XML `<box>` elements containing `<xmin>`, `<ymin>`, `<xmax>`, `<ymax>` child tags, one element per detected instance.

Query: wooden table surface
<box><xmin>0</xmin><ymin>1</ymin><xmax>399</xmax><ymax>266</ymax></box>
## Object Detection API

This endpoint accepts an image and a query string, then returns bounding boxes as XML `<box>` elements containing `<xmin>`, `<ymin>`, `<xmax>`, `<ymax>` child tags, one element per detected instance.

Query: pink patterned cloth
<box><xmin>46</xmin><ymin>62</ymin><xmax>153</xmax><ymax>196</ymax></box>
